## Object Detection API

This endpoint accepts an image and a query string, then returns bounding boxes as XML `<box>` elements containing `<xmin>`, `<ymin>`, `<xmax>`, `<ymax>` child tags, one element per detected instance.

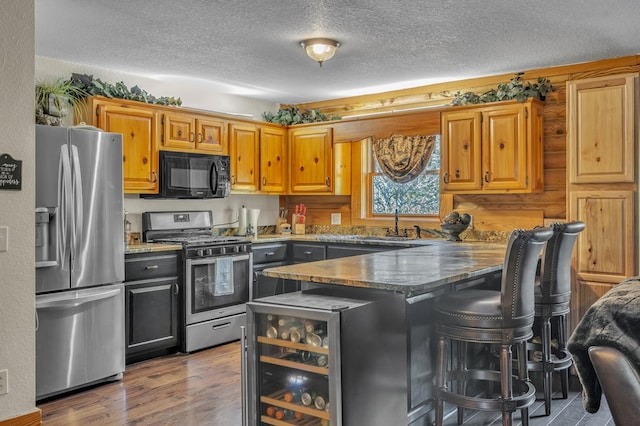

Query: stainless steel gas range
<box><xmin>143</xmin><ymin>211</ymin><xmax>253</xmax><ymax>352</ymax></box>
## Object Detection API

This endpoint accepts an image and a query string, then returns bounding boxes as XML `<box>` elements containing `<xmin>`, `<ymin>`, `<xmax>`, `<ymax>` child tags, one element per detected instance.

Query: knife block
<box><xmin>291</xmin><ymin>214</ymin><xmax>306</xmax><ymax>234</ymax></box>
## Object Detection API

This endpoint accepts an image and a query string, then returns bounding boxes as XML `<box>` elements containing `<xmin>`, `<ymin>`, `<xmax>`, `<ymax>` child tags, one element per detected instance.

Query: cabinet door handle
<box><xmin>325</xmin><ymin>177</ymin><xmax>330</xmax><ymax>187</ymax></box>
<box><xmin>263</xmin><ymin>177</ymin><xmax>267</xmax><ymax>186</ymax></box>
<box><xmin>198</xmin><ymin>132</ymin><xmax>203</xmax><ymax>143</ymax></box>
<box><xmin>484</xmin><ymin>171</ymin><xmax>490</xmax><ymax>183</ymax></box>
<box><xmin>265</xmin><ymin>252</ymin><xmax>275</xmax><ymax>257</ymax></box>
<box><xmin>443</xmin><ymin>172</ymin><xmax>449</xmax><ymax>184</ymax></box>
<box><xmin>152</xmin><ymin>171</ymin><xmax>158</xmax><ymax>182</ymax></box>
<box><xmin>145</xmin><ymin>265</ymin><xmax>159</xmax><ymax>270</ymax></box>
<box><xmin>231</xmin><ymin>175</ymin><xmax>236</xmax><ymax>184</ymax></box>
<box><xmin>173</xmin><ymin>282</ymin><xmax>179</xmax><ymax>295</ymax></box>
<box><xmin>303</xmin><ymin>251</ymin><xmax>312</xmax><ymax>256</ymax></box>
<box><xmin>190</xmin><ymin>132</ymin><xmax>195</xmax><ymax>142</ymax></box>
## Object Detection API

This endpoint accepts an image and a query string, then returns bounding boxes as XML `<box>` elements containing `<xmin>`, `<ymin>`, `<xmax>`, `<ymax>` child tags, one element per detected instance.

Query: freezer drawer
<box><xmin>36</xmin><ymin>284</ymin><xmax>125</xmax><ymax>400</ymax></box>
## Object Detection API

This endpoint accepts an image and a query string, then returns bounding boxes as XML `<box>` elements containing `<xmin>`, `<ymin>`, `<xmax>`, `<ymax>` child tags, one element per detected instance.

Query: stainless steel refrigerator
<box><xmin>35</xmin><ymin>124</ymin><xmax>125</xmax><ymax>400</ymax></box>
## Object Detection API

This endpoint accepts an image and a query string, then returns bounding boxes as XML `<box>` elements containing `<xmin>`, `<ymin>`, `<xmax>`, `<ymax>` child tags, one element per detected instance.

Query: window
<box><xmin>369</xmin><ymin>135</ymin><xmax>441</xmax><ymax>217</ymax></box>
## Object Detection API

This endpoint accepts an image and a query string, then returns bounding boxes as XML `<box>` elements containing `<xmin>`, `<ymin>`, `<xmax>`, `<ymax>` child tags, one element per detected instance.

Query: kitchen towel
<box><xmin>213</xmin><ymin>257</ymin><xmax>234</xmax><ymax>296</ymax></box>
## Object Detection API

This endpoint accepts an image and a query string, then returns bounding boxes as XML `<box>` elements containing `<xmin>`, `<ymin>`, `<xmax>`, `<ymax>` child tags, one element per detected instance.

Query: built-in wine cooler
<box><xmin>246</xmin><ymin>289</ymin><xmax>406</xmax><ymax>426</ymax></box>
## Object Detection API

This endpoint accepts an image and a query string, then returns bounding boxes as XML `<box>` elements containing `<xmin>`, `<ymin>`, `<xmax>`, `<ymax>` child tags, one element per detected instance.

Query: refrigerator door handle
<box><xmin>36</xmin><ymin>288</ymin><xmax>121</xmax><ymax>310</ymax></box>
<box><xmin>70</xmin><ymin>144</ymin><xmax>84</xmax><ymax>270</ymax></box>
<box><xmin>58</xmin><ymin>145</ymin><xmax>72</xmax><ymax>270</ymax></box>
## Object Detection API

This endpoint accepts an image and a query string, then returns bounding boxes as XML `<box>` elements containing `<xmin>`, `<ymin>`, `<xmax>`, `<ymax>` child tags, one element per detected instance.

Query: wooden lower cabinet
<box><xmin>568</xmin><ymin>190</ymin><xmax>636</xmax><ymax>329</ymax></box>
<box><xmin>570</xmin><ymin>279</ymin><xmax>617</xmax><ymax>330</ymax></box>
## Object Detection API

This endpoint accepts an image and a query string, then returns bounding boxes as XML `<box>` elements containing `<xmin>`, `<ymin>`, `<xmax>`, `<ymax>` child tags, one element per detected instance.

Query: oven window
<box><xmin>191</xmin><ymin>257</ymin><xmax>249</xmax><ymax>313</ymax></box>
<box><xmin>169</xmin><ymin>158</ymin><xmax>211</xmax><ymax>190</ymax></box>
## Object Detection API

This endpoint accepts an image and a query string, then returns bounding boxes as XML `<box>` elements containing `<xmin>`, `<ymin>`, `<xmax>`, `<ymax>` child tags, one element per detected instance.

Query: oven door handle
<box><xmin>186</xmin><ymin>253</ymin><xmax>251</xmax><ymax>265</ymax></box>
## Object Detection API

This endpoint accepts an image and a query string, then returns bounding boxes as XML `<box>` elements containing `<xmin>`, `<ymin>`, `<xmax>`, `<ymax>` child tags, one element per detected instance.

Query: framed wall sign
<box><xmin>0</xmin><ymin>153</ymin><xmax>22</xmax><ymax>190</ymax></box>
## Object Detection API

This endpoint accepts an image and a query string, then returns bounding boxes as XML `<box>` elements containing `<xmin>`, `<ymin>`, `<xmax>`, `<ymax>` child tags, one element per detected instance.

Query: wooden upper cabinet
<box><xmin>196</xmin><ymin>116</ymin><xmax>227</xmax><ymax>154</ymax></box>
<box><xmin>567</xmin><ymin>74</ymin><xmax>636</xmax><ymax>183</ymax></box>
<box><xmin>229</xmin><ymin>122</ymin><xmax>259</xmax><ymax>192</ymax></box>
<box><xmin>162</xmin><ymin>112</ymin><xmax>195</xmax><ymax>150</ymax></box>
<box><xmin>259</xmin><ymin>126</ymin><xmax>287</xmax><ymax>193</ymax></box>
<box><xmin>440</xmin><ymin>110</ymin><xmax>482</xmax><ymax>191</ymax></box>
<box><xmin>441</xmin><ymin>99</ymin><xmax>543</xmax><ymax>194</ymax></box>
<box><xmin>162</xmin><ymin>112</ymin><xmax>228</xmax><ymax>154</ymax></box>
<box><xmin>81</xmin><ymin>98</ymin><xmax>158</xmax><ymax>194</ymax></box>
<box><xmin>289</xmin><ymin>126</ymin><xmax>333</xmax><ymax>193</ymax></box>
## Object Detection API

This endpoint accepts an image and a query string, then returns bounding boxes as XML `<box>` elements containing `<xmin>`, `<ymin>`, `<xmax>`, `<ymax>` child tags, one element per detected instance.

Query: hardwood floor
<box><xmin>39</xmin><ymin>342</ymin><xmax>243</xmax><ymax>426</ymax></box>
<box><xmin>38</xmin><ymin>341</ymin><xmax>613</xmax><ymax>425</ymax></box>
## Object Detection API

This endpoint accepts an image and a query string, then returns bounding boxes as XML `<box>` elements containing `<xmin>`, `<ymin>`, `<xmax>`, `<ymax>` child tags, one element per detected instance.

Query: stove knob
<box><xmin>234</xmin><ymin>245</ymin><xmax>240</xmax><ymax>253</ymax></box>
<box><xmin>220</xmin><ymin>247</ymin><xmax>226</xmax><ymax>255</ymax></box>
<box><xmin>206</xmin><ymin>248</ymin><xmax>214</xmax><ymax>256</ymax></box>
<box><xmin>197</xmin><ymin>249</ymin><xmax>204</xmax><ymax>257</ymax></box>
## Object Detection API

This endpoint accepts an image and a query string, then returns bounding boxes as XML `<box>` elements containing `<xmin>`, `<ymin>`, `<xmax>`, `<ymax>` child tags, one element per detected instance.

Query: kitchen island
<box><xmin>253</xmin><ymin>240</ymin><xmax>507</xmax><ymax>426</ymax></box>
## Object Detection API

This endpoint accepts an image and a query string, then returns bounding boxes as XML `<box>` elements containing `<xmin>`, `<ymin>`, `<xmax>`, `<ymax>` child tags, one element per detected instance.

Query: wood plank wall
<box><xmin>283</xmin><ymin>55</ymin><xmax>640</xmax><ymax>229</ymax></box>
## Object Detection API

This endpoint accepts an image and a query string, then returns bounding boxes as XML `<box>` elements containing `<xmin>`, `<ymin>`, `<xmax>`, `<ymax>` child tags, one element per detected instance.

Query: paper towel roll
<box><xmin>237</xmin><ymin>206</ymin><xmax>247</xmax><ymax>236</ymax></box>
<box><xmin>248</xmin><ymin>209</ymin><xmax>260</xmax><ymax>238</ymax></box>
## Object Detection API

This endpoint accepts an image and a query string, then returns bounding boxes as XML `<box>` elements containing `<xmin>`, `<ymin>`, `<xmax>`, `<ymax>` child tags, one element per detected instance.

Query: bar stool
<box><xmin>529</xmin><ymin>221</ymin><xmax>585</xmax><ymax>416</ymax></box>
<box><xmin>434</xmin><ymin>227</ymin><xmax>553</xmax><ymax>426</ymax></box>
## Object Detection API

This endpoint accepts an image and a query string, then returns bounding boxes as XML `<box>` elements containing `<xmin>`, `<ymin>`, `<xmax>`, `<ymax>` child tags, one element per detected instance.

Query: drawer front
<box><xmin>252</xmin><ymin>243</ymin><xmax>288</xmax><ymax>264</ymax></box>
<box><xmin>292</xmin><ymin>243</ymin><xmax>326</xmax><ymax>262</ymax></box>
<box><xmin>125</xmin><ymin>252</ymin><xmax>180</xmax><ymax>282</ymax></box>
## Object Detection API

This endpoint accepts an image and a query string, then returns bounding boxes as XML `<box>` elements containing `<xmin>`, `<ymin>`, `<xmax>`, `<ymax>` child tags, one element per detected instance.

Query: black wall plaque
<box><xmin>0</xmin><ymin>153</ymin><xmax>22</xmax><ymax>190</ymax></box>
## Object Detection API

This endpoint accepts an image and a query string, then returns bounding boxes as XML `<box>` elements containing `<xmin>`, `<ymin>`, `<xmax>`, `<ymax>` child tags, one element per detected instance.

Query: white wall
<box><xmin>35</xmin><ymin>56</ymin><xmax>279</xmax><ymax>122</ymax></box>
<box><xmin>34</xmin><ymin>57</ymin><xmax>281</xmax><ymax>233</ymax></box>
<box><xmin>0</xmin><ymin>0</ymin><xmax>36</xmax><ymax>420</ymax></box>
<box><xmin>124</xmin><ymin>194</ymin><xmax>278</xmax><ymax>235</ymax></box>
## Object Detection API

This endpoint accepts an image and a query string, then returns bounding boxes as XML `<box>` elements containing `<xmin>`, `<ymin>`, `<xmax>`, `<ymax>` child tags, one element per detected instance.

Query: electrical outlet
<box><xmin>331</xmin><ymin>213</ymin><xmax>341</xmax><ymax>225</ymax></box>
<box><xmin>0</xmin><ymin>369</ymin><xmax>7</xmax><ymax>395</ymax></box>
<box><xmin>0</xmin><ymin>226</ymin><xmax>7</xmax><ymax>252</ymax></box>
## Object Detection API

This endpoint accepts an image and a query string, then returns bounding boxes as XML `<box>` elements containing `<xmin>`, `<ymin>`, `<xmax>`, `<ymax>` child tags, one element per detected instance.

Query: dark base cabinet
<box><xmin>124</xmin><ymin>251</ymin><xmax>182</xmax><ymax>364</ymax></box>
<box><xmin>253</xmin><ymin>243</ymin><xmax>299</xmax><ymax>299</ymax></box>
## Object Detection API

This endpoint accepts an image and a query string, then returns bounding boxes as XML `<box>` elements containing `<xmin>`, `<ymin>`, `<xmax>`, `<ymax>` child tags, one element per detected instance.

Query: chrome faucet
<box><xmin>386</xmin><ymin>208</ymin><xmax>408</xmax><ymax>237</ymax></box>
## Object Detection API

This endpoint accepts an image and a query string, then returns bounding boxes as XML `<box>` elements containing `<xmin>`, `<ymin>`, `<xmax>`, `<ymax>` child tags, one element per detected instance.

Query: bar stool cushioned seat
<box><xmin>434</xmin><ymin>227</ymin><xmax>553</xmax><ymax>426</ymax></box>
<box><xmin>529</xmin><ymin>221</ymin><xmax>585</xmax><ymax>415</ymax></box>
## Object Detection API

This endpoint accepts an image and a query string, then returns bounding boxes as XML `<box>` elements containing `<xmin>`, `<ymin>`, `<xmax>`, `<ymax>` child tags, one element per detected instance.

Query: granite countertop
<box><xmin>261</xmin><ymin>240</ymin><xmax>507</xmax><ymax>297</ymax></box>
<box><xmin>252</xmin><ymin>233</ymin><xmax>430</xmax><ymax>247</ymax></box>
<box><xmin>125</xmin><ymin>243</ymin><xmax>183</xmax><ymax>254</ymax></box>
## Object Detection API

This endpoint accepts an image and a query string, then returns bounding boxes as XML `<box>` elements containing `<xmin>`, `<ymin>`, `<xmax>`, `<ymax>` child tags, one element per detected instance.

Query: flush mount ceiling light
<box><xmin>300</xmin><ymin>38</ymin><xmax>340</xmax><ymax>67</ymax></box>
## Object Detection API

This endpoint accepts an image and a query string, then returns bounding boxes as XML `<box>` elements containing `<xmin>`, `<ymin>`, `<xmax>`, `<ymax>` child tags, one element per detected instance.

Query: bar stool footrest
<box><xmin>526</xmin><ymin>347</ymin><xmax>573</xmax><ymax>373</ymax></box>
<box><xmin>439</xmin><ymin>369</ymin><xmax>536</xmax><ymax>412</ymax></box>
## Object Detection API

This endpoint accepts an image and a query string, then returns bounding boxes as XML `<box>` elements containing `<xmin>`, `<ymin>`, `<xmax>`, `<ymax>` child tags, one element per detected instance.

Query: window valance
<box><xmin>371</xmin><ymin>134</ymin><xmax>437</xmax><ymax>183</ymax></box>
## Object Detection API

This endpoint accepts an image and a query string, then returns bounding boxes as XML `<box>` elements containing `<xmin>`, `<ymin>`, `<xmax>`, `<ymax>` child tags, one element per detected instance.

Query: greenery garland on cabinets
<box><xmin>68</xmin><ymin>73</ymin><xmax>183</xmax><ymax>106</ymax></box>
<box><xmin>262</xmin><ymin>105</ymin><xmax>340</xmax><ymax>125</ymax></box>
<box><xmin>451</xmin><ymin>73</ymin><xmax>554</xmax><ymax>106</ymax></box>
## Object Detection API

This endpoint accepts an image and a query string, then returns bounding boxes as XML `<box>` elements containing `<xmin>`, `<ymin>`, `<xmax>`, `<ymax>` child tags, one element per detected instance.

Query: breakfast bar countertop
<box><xmin>261</xmin><ymin>240</ymin><xmax>507</xmax><ymax>297</ymax></box>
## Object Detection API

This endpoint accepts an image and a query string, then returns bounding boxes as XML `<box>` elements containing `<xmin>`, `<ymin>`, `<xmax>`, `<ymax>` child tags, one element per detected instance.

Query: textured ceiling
<box><xmin>35</xmin><ymin>0</ymin><xmax>640</xmax><ymax>105</ymax></box>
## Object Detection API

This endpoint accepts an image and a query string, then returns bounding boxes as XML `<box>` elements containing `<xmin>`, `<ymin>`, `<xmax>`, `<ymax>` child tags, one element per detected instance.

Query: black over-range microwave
<box><xmin>142</xmin><ymin>151</ymin><xmax>231</xmax><ymax>199</ymax></box>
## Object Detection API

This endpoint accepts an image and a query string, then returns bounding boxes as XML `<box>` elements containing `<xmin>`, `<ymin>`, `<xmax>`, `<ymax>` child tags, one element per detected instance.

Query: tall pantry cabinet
<box><xmin>566</xmin><ymin>73</ymin><xmax>639</xmax><ymax>329</ymax></box>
